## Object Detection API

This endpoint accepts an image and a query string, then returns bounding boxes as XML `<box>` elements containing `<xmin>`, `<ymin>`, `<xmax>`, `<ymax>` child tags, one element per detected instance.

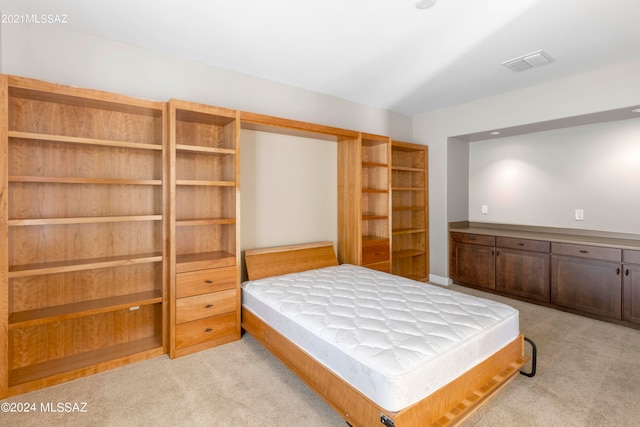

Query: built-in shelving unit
<box><xmin>0</xmin><ymin>75</ymin><xmax>167</xmax><ymax>397</ymax></box>
<box><xmin>391</xmin><ymin>141</ymin><xmax>429</xmax><ymax>281</ymax></box>
<box><xmin>338</xmin><ymin>133</ymin><xmax>391</xmax><ymax>272</ymax></box>
<box><xmin>168</xmin><ymin>100</ymin><xmax>241</xmax><ymax>358</ymax></box>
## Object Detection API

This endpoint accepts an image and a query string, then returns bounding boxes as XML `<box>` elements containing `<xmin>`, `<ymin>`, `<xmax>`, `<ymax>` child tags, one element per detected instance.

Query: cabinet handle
<box><xmin>579</xmin><ymin>250</ymin><xmax>589</xmax><ymax>254</ymax></box>
<box><xmin>517</xmin><ymin>243</ymin><xmax>524</xmax><ymax>246</ymax></box>
<box><xmin>626</xmin><ymin>269</ymin><xmax>630</xmax><ymax>276</ymax></box>
<box><xmin>205</xmin><ymin>280</ymin><xmax>213</xmax><ymax>284</ymax></box>
<box><xmin>204</xmin><ymin>328</ymin><xmax>213</xmax><ymax>333</ymax></box>
<box><xmin>205</xmin><ymin>304</ymin><xmax>213</xmax><ymax>309</ymax></box>
<box><xmin>495</xmin><ymin>250</ymin><xmax>500</xmax><ymax>256</ymax></box>
<box><xmin>616</xmin><ymin>268</ymin><xmax>620</xmax><ymax>275</ymax></box>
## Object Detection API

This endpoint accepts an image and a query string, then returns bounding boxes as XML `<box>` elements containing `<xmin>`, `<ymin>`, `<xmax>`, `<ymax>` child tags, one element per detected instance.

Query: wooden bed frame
<box><xmin>242</xmin><ymin>242</ymin><xmax>529</xmax><ymax>427</ymax></box>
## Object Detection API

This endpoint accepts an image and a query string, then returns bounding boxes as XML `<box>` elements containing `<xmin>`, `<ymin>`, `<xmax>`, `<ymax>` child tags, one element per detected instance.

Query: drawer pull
<box><xmin>517</xmin><ymin>243</ymin><xmax>524</xmax><ymax>246</ymax></box>
<box><xmin>205</xmin><ymin>304</ymin><xmax>213</xmax><ymax>309</ymax></box>
<box><xmin>204</xmin><ymin>280</ymin><xmax>213</xmax><ymax>284</ymax></box>
<box><xmin>204</xmin><ymin>328</ymin><xmax>213</xmax><ymax>333</ymax></box>
<box><xmin>579</xmin><ymin>250</ymin><xmax>589</xmax><ymax>254</ymax></box>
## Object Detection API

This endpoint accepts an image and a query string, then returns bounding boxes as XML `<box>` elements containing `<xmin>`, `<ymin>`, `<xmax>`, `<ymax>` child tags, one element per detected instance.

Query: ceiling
<box><xmin>2</xmin><ymin>0</ymin><xmax>640</xmax><ymax>116</ymax></box>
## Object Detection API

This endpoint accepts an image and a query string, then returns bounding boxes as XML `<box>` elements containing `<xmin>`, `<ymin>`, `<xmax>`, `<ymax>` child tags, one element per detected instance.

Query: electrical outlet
<box><xmin>575</xmin><ymin>209</ymin><xmax>584</xmax><ymax>221</ymax></box>
<box><xmin>481</xmin><ymin>205</ymin><xmax>488</xmax><ymax>214</ymax></box>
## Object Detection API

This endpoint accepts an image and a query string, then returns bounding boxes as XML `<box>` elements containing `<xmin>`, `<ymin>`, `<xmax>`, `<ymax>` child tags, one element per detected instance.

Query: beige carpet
<box><xmin>2</xmin><ymin>284</ymin><xmax>640</xmax><ymax>426</ymax></box>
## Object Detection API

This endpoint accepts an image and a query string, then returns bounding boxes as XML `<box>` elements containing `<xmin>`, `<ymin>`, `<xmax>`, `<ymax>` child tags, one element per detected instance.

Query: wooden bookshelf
<box><xmin>0</xmin><ymin>75</ymin><xmax>167</xmax><ymax>397</ymax></box>
<box><xmin>168</xmin><ymin>100</ymin><xmax>241</xmax><ymax>358</ymax></box>
<box><xmin>391</xmin><ymin>141</ymin><xmax>429</xmax><ymax>281</ymax></box>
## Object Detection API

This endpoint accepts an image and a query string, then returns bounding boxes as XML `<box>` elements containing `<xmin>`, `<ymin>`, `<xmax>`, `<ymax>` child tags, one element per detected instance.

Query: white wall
<box><xmin>241</xmin><ymin>130</ymin><xmax>337</xmax><ymax>252</ymax></box>
<box><xmin>0</xmin><ymin>23</ymin><xmax>412</xmax><ymax>139</ymax></box>
<box><xmin>469</xmin><ymin>119</ymin><xmax>640</xmax><ymax>232</ymax></box>
<box><xmin>414</xmin><ymin>59</ymin><xmax>640</xmax><ymax>281</ymax></box>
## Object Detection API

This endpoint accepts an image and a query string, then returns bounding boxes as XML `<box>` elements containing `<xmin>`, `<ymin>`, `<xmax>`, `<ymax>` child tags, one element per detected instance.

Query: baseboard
<box><xmin>429</xmin><ymin>274</ymin><xmax>451</xmax><ymax>286</ymax></box>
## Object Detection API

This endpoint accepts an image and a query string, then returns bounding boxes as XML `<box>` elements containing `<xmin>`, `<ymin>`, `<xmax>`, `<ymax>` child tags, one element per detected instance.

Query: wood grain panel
<box><xmin>175</xmin><ymin>289</ymin><xmax>236</xmax><ymax>324</ymax></box>
<box><xmin>245</xmin><ymin>241</ymin><xmax>338</xmax><ymax>281</ymax></box>
<box><xmin>9</xmin><ymin>222</ymin><xmax>162</xmax><ymax>266</ymax></box>
<box><xmin>0</xmin><ymin>74</ymin><xmax>9</xmax><ymax>398</ymax></box>
<box><xmin>9</xmin><ymin>304</ymin><xmax>161</xmax><ymax>369</ymax></box>
<box><xmin>9</xmin><ymin>90</ymin><xmax>162</xmax><ymax>145</ymax></box>
<box><xmin>174</xmin><ymin>312</ymin><xmax>236</xmax><ymax>349</ymax></box>
<box><xmin>9</xmin><ymin>263</ymin><xmax>162</xmax><ymax>312</ymax></box>
<box><xmin>176</xmin><ymin>266</ymin><xmax>236</xmax><ymax>298</ymax></box>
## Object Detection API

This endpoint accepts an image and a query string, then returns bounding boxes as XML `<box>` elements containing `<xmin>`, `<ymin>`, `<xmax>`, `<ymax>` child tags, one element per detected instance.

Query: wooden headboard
<box><xmin>244</xmin><ymin>241</ymin><xmax>339</xmax><ymax>280</ymax></box>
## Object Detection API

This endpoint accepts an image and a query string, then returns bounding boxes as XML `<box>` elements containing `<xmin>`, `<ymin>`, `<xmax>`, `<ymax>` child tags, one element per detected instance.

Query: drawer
<box><xmin>551</xmin><ymin>242</ymin><xmax>621</xmax><ymax>262</ymax></box>
<box><xmin>497</xmin><ymin>237</ymin><xmax>550</xmax><ymax>253</ymax></box>
<box><xmin>365</xmin><ymin>261</ymin><xmax>391</xmax><ymax>273</ymax></box>
<box><xmin>451</xmin><ymin>232</ymin><xmax>495</xmax><ymax>246</ymax></box>
<box><xmin>175</xmin><ymin>312</ymin><xmax>237</xmax><ymax>350</ymax></box>
<box><xmin>176</xmin><ymin>289</ymin><xmax>236</xmax><ymax>324</ymax></box>
<box><xmin>362</xmin><ymin>239</ymin><xmax>389</xmax><ymax>265</ymax></box>
<box><xmin>624</xmin><ymin>249</ymin><xmax>640</xmax><ymax>265</ymax></box>
<box><xmin>176</xmin><ymin>266</ymin><xmax>236</xmax><ymax>298</ymax></box>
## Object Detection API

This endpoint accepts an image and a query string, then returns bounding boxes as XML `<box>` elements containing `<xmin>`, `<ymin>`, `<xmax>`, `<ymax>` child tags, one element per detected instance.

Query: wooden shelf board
<box><xmin>393</xmin><ymin>228</ymin><xmax>426</xmax><ymax>235</ymax></box>
<box><xmin>176</xmin><ymin>180</ymin><xmax>235</xmax><ymax>187</ymax></box>
<box><xmin>8</xmin><ymin>253</ymin><xmax>163</xmax><ymax>278</ymax></box>
<box><xmin>8</xmin><ymin>130</ymin><xmax>162</xmax><ymax>151</ymax></box>
<box><xmin>362</xmin><ymin>235</ymin><xmax>389</xmax><ymax>243</ymax></box>
<box><xmin>176</xmin><ymin>251</ymin><xmax>236</xmax><ymax>273</ymax></box>
<box><xmin>392</xmin><ymin>186</ymin><xmax>424</xmax><ymax>191</ymax></box>
<box><xmin>9</xmin><ymin>215</ymin><xmax>162</xmax><ymax>226</ymax></box>
<box><xmin>393</xmin><ymin>249</ymin><xmax>425</xmax><ymax>259</ymax></box>
<box><xmin>392</xmin><ymin>206</ymin><xmax>426</xmax><ymax>212</ymax></box>
<box><xmin>176</xmin><ymin>144</ymin><xmax>235</xmax><ymax>155</ymax></box>
<box><xmin>362</xmin><ymin>162</ymin><xmax>388</xmax><ymax>168</ymax></box>
<box><xmin>176</xmin><ymin>217</ymin><xmax>236</xmax><ymax>226</ymax></box>
<box><xmin>362</xmin><ymin>214</ymin><xmax>388</xmax><ymax>221</ymax></box>
<box><xmin>392</xmin><ymin>165</ymin><xmax>425</xmax><ymax>172</ymax></box>
<box><xmin>362</xmin><ymin>188</ymin><xmax>388</xmax><ymax>194</ymax></box>
<box><xmin>9</xmin><ymin>176</ymin><xmax>162</xmax><ymax>186</ymax></box>
<box><xmin>9</xmin><ymin>290</ymin><xmax>163</xmax><ymax>329</ymax></box>
<box><xmin>8</xmin><ymin>336</ymin><xmax>163</xmax><ymax>388</ymax></box>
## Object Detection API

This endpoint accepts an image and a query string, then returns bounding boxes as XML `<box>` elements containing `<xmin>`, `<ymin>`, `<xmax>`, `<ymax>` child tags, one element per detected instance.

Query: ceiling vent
<box><xmin>502</xmin><ymin>50</ymin><xmax>554</xmax><ymax>72</ymax></box>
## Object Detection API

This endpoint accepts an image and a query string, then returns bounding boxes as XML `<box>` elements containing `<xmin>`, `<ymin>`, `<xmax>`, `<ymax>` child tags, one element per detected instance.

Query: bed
<box><xmin>241</xmin><ymin>242</ymin><xmax>529</xmax><ymax>427</ymax></box>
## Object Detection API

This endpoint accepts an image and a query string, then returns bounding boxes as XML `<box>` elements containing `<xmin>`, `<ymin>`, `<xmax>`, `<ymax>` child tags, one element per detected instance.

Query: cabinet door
<box><xmin>496</xmin><ymin>248</ymin><xmax>550</xmax><ymax>302</ymax></box>
<box><xmin>551</xmin><ymin>255</ymin><xmax>622</xmax><ymax>319</ymax></box>
<box><xmin>623</xmin><ymin>264</ymin><xmax>640</xmax><ymax>324</ymax></box>
<box><xmin>451</xmin><ymin>242</ymin><xmax>495</xmax><ymax>290</ymax></box>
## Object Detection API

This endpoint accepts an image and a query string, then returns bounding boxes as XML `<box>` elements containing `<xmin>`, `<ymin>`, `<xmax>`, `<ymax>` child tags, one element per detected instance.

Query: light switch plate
<box><xmin>481</xmin><ymin>205</ymin><xmax>488</xmax><ymax>214</ymax></box>
<box><xmin>575</xmin><ymin>209</ymin><xmax>584</xmax><ymax>221</ymax></box>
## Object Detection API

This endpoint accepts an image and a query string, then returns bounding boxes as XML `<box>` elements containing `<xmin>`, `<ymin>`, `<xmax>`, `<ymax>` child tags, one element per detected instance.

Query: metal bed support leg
<box><xmin>520</xmin><ymin>336</ymin><xmax>537</xmax><ymax>377</ymax></box>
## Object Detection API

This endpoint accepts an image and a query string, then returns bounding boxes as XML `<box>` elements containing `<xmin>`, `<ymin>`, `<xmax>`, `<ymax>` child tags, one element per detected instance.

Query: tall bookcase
<box><xmin>0</xmin><ymin>75</ymin><xmax>167</xmax><ymax>397</ymax></box>
<box><xmin>167</xmin><ymin>100</ymin><xmax>241</xmax><ymax>359</ymax></box>
<box><xmin>338</xmin><ymin>133</ymin><xmax>391</xmax><ymax>272</ymax></box>
<box><xmin>391</xmin><ymin>141</ymin><xmax>429</xmax><ymax>281</ymax></box>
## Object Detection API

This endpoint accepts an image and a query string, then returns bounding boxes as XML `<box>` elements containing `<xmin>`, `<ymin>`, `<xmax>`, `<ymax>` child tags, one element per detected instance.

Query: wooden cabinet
<box><xmin>338</xmin><ymin>133</ymin><xmax>391</xmax><ymax>272</ymax></box>
<box><xmin>450</xmin><ymin>233</ymin><xmax>495</xmax><ymax>290</ymax></box>
<box><xmin>168</xmin><ymin>100</ymin><xmax>241</xmax><ymax>358</ymax></box>
<box><xmin>623</xmin><ymin>250</ymin><xmax>640</xmax><ymax>324</ymax></box>
<box><xmin>391</xmin><ymin>141</ymin><xmax>429</xmax><ymax>281</ymax></box>
<box><xmin>551</xmin><ymin>243</ymin><xmax>622</xmax><ymax>320</ymax></box>
<box><xmin>496</xmin><ymin>237</ymin><xmax>550</xmax><ymax>302</ymax></box>
<box><xmin>0</xmin><ymin>75</ymin><xmax>167</xmax><ymax>397</ymax></box>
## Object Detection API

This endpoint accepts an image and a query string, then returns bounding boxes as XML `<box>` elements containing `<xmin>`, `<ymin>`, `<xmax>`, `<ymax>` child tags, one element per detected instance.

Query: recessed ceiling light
<box><xmin>490</xmin><ymin>131</ymin><xmax>501</xmax><ymax>135</ymax></box>
<box><xmin>415</xmin><ymin>0</ymin><xmax>437</xmax><ymax>9</ymax></box>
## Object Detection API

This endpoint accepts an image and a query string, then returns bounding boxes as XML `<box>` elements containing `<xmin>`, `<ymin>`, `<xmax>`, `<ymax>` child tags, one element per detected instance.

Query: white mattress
<box><xmin>241</xmin><ymin>264</ymin><xmax>519</xmax><ymax>412</ymax></box>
